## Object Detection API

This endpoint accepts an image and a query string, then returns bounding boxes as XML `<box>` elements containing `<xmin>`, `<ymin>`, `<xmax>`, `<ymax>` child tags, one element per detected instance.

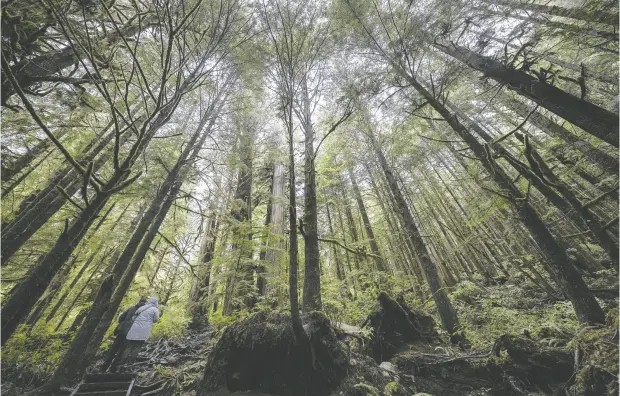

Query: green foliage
<box><xmin>209</xmin><ymin>307</ymin><xmax>250</xmax><ymax>328</ymax></box>
<box><xmin>1</xmin><ymin>324</ymin><xmax>69</xmax><ymax>383</ymax></box>
<box><xmin>353</xmin><ymin>382</ymin><xmax>379</xmax><ymax>395</ymax></box>
<box><xmin>455</xmin><ymin>283</ymin><xmax>581</xmax><ymax>349</ymax></box>
<box><xmin>150</xmin><ymin>305</ymin><xmax>191</xmax><ymax>341</ymax></box>
<box><xmin>383</xmin><ymin>381</ymin><xmax>399</xmax><ymax>396</ymax></box>
<box><xmin>567</xmin><ymin>307</ymin><xmax>619</xmax><ymax>374</ymax></box>
<box><xmin>321</xmin><ymin>270</ymin><xmax>421</xmax><ymax>326</ymax></box>
<box><xmin>450</xmin><ymin>280</ymin><xmax>484</xmax><ymax>305</ymax></box>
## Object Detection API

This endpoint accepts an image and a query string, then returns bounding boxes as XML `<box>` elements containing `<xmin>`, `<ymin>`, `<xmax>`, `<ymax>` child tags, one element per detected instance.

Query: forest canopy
<box><xmin>1</xmin><ymin>0</ymin><xmax>618</xmax><ymax>395</ymax></box>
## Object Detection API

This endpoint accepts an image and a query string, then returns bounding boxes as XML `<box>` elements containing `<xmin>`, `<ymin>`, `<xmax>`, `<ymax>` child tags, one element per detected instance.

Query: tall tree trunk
<box><xmin>264</xmin><ymin>161</ymin><xmax>286</xmax><ymax>297</ymax></box>
<box><xmin>189</xmin><ymin>204</ymin><xmax>219</xmax><ymax>325</ymax></box>
<box><xmin>348</xmin><ymin>168</ymin><xmax>387</xmax><ymax>272</ymax></box>
<box><xmin>149</xmin><ymin>247</ymin><xmax>169</xmax><ymax>286</ymax></box>
<box><xmin>45</xmin><ymin>202</ymin><xmax>126</xmax><ymax>323</ymax></box>
<box><xmin>161</xmin><ymin>255</ymin><xmax>183</xmax><ymax>306</ymax></box>
<box><xmin>2</xmin><ymin>149</ymin><xmax>54</xmax><ymax>198</ymax></box>
<box><xmin>366</xmin><ymin>165</ymin><xmax>417</xmax><ymax>278</ymax></box>
<box><xmin>521</xmin><ymin>135</ymin><xmax>619</xmax><ymax>267</ymax></box>
<box><xmin>44</xmin><ymin>250</ymin><xmax>98</xmax><ymax>323</ymax></box>
<box><xmin>369</xmin><ymin>132</ymin><xmax>462</xmax><ymax>338</ymax></box>
<box><xmin>341</xmin><ymin>182</ymin><xmax>362</xmax><ymax>270</ymax></box>
<box><xmin>434</xmin><ymin>41</ymin><xmax>619</xmax><ymax>146</ymax></box>
<box><xmin>222</xmin><ymin>124</ymin><xmax>255</xmax><ymax>314</ymax></box>
<box><xmin>257</xmin><ymin>190</ymin><xmax>273</xmax><ymax>297</ymax></box>
<box><xmin>285</xmin><ymin>105</ymin><xmax>305</xmax><ymax>342</ymax></box>
<box><xmin>1</xmin><ymin>125</ymin><xmax>117</xmax><ymax>264</ymax></box>
<box><xmin>397</xmin><ymin>68</ymin><xmax>604</xmax><ymax>324</ymax></box>
<box><xmin>300</xmin><ymin>78</ymin><xmax>321</xmax><ymax>313</ymax></box>
<box><xmin>326</xmin><ymin>203</ymin><xmax>344</xmax><ymax>280</ymax></box>
<box><xmin>471</xmin><ymin>27</ymin><xmax>618</xmax><ymax>86</ymax></box>
<box><xmin>25</xmin><ymin>259</ymin><xmax>74</xmax><ymax>327</ymax></box>
<box><xmin>449</xmin><ymin>101</ymin><xmax>617</xmax><ymax>268</ymax></box>
<box><xmin>256</xmin><ymin>167</ymin><xmax>277</xmax><ymax>298</ymax></box>
<box><xmin>54</xmin><ymin>254</ymin><xmax>110</xmax><ymax>332</ymax></box>
<box><xmin>493</xmin><ymin>93</ymin><xmax>618</xmax><ymax>174</ymax></box>
<box><xmin>489</xmin><ymin>0</ymin><xmax>618</xmax><ymax>26</ymax></box>
<box><xmin>2</xmin><ymin>189</ymin><xmax>114</xmax><ymax>345</ymax></box>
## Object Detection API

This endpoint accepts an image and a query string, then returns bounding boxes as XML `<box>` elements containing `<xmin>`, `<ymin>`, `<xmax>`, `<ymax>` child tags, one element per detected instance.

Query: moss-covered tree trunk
<box><xmin>370</xmin><ymin>131</ymin><xmax>462</xmax><ymax>337</ymax></box>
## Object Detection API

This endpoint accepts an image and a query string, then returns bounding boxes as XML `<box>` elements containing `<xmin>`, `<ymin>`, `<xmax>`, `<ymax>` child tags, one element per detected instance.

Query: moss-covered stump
<box><xmin>363</xmin><ymin>292</ymin><xmax>439</xmax><ymax>362</ymax></box>
<box><xmin>197</xmin><ymin>311</ymin><xmax>348</xmax><ymax>396</ymax></box>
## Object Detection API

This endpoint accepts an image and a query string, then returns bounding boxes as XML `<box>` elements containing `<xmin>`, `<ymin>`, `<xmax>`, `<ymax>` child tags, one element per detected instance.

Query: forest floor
<box><xmin>2</xmin><ymin>270</ymin><xmax>618</xmax><ymax>396</ymax></box>
<box><xmin>111</xmin><ymin>271</ymin><xmax>618</xmax><ymax>395</ymax></box>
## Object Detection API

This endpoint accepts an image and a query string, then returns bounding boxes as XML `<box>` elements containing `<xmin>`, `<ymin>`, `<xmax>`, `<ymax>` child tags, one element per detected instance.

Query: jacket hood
<box><xmin>147</xmin><ymin>297</ymin><xmax>159</xmax><ymax>307</ymax></box>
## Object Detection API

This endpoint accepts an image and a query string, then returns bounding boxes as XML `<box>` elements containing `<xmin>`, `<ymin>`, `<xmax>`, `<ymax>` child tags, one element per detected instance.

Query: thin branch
<box><xmin>583</xmin><ymin>183</ymin><xmax>619</xmax><ymax>208</ymax></box>
<box><xmin>602</xmin><ymin>216</ymin><xmax>619</xmax><ymax>230</ymax></box>
<box><xmin>492</xmin><ymin>104</ymin><xmax>538</xmax><ymax>145</ymax></box>
<box><xmin>318</xmin><ymin>237</ymin><xmax>382</xmax><ymax>259</ymax></box>
<box><xmin>313</xmin><ymin>103</ymin><xmax>354</xmax><ymax>161</ymax></box>
<box><xmin>419</xmin><ymin>135</ymin><xmax>466</xmax><ymax>144</ymax></box>
<box><xmin>56</xmin><ymin>186</ymin><xmax>84</xmax><ymax>211</ymax></box>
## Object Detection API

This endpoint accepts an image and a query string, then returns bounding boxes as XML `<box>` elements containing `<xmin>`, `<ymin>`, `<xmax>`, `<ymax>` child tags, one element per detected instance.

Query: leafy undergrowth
<box><xmin>0</xmin><ymin>324</ymin><xmax>70</xmax><ymax>389</ymax></box>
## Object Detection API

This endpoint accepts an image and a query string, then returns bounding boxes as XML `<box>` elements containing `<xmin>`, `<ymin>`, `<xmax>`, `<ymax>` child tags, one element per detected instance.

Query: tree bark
<box><xmin>490</xmin><ymin>0</ymin><xmax>618</xmax><ymax>26</ymax></box>
<box><xmin>1</xmin><ymin>125</ymin><xmax>117</xmax><ymax>264</ymax></box>
<box><xmin>286</xmin><ymin>103</ymin><xmax>305</xmax><ymax>342</ymax></box>
<box><xmin>189</xmin><ymin>207</ymin><xmax>219</xmax><ymax>324</ymax></box>
<box><xmin>222</xmin><ymin>123</ymin><xmax>255</xmax><ymax>314</ymax></box>
<box><xmin>369</xmin><ymin>132</ymin><xmax>462</xmax><ymax>337</ymax></box>
<box><xmin>494</xmin><ymin>94</ymin><xmax>618</xmax><ymax>174</ymax></box>
<box><xmin>397</xmin><ymin>68</ymin><xmax>604</xmax><ymax>324</ymax></box>
<box><xmin>326</xmin><ymin>202</ymin><xmax>345</xmax><ymax>280</ymax></box>
<box><xmin>264</xmin><ymin>161</ymin><xmax>286</xmax><ymax>296</ymax></box>
<box><xmin>348</xmin><ymin>168</ymin><xmax>387</xmax><ymax>272</ymax></box>
<box><xmin>257</xmin><ymin>183</ymin><xmax>273</xmax><ymax>297</ymax></box>
<box><xmin>44</xmin><ymin>250</ymin><xmax>98</xmax><ymax>323</ymax></box>
<box><xmin>300</xmin><ymin>78</ymin><xmax>322</xmax><ymax>313</ymax></box>
<box><xmin>434</xmin><ymin>41</ymin><xmax>619</xmax><ymax>147</ymax></box>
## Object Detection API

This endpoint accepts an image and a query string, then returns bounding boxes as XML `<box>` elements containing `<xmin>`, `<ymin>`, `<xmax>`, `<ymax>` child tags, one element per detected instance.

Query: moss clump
<box><xmin>567</xmin><ymin>308</ymin><xmax>619</xmax><ymax>374</ymax></box>
<box><xmin>572</xmin><ymin>365</ymin><xmax>618</xmax><ymax>396</ymax></box>
<box><xmin>450</xmin><ymin>280</ymin><xmax>484</xmax><ymax>305</ymax></box>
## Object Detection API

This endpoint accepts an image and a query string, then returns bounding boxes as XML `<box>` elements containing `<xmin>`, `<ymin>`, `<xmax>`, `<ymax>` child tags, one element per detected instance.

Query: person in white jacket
<box><xmin>118</xmin><ymin>296</ymin><xmax>160</xmax><ymax>370</ymax></box>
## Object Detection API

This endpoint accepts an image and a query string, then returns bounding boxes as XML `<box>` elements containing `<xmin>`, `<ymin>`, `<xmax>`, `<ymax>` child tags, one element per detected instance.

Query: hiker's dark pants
<box><xmin>103</xmin><ymin>336</ymin><xmax>127</xmax><ymax>372</ymax></box>
<box><xmin>105</xmin><ymin>339</ymin><xmax>144</xmax><ymax>372</ymax></box>
<box><xmin>121</xmin><ymin>340</ymin><xmax>145</xmax><ymax>365</ymax></box>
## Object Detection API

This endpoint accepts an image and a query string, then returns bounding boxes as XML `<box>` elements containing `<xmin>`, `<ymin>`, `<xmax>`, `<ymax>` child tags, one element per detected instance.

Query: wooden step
<box><xmin>71</xmin><ymin>374</ymin><xmax>135</xmax><ymax>396</ymax></box>
<box><xmin>83</xmin><ymin>373</ymin><xmax>135</xmax><ymax>383</ymax></box>
<box><xmin>79</xmin><ymin>382</ymin><xmax>132</xmax><ymax>392</ymax></box>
